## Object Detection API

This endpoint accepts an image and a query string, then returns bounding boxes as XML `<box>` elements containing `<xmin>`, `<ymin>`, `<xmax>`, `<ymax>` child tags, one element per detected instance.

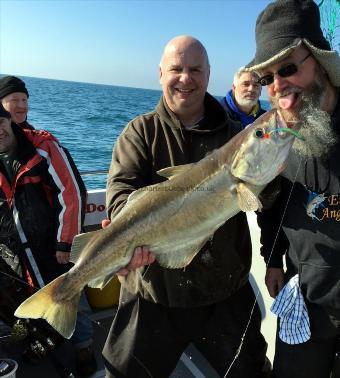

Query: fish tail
<box><xmin>14</xmin><ymin>273</ymin><xmax>81</xmax><ymax>339</ymax></box>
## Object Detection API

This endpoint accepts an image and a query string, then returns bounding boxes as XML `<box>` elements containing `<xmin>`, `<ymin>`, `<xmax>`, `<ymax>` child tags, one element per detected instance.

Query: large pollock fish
<box><xmin>15</xmin><ymin>109</ymin><xmax>297</xmax><ymax>339</ymax></box>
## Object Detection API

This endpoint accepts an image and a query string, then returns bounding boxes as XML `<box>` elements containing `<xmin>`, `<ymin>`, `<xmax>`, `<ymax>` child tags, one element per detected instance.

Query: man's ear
<box><xmin>159</xmin><ymin>66</ymin><xmax>163</xmax><ymax>83</ymax></box>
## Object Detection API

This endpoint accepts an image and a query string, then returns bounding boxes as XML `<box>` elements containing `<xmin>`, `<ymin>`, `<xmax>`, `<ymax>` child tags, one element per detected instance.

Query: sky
<box><xmin>0</xmin><ymin>0</ymin><xmax>324</xmax><ymax>97</ymax></box>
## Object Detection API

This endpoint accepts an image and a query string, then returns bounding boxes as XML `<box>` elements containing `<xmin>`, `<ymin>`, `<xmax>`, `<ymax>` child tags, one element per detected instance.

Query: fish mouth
<box><xmin>271</xmin><ymin>110</ymin><xmax>304</xmax><ymax>140</ymax></box>
<box><xmin>276</xmin><ymin>110</ymin><xmax>286</xmax><ymax>129</ymax></box>
<box><xmin>271</xmin><ymin>110</ymin><xmax>289</xmax><ymax>138</ymax></box>
<box><xmin>271</xmin><ymin>127</ymin><xmax>305</xmax><ymax>141</ymax></box>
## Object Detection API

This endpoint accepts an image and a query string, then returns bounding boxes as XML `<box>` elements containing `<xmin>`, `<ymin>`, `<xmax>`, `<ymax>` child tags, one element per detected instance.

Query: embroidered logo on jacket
<box><xmin>306</xmin><ymin>191</ymin><xmax>326</xmax><ymax>221</ymax></box>
<box><xmin>305</xmin><ymin>190</ymin><xmax>340</xmax><ymax>222</ymax></box>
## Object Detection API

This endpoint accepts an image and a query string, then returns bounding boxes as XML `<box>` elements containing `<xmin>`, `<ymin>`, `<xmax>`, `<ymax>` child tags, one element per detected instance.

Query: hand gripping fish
<box><xmin>15</xmin><ymin>109</ymin><xmax>298</xmax><ymax>339</ymax></box>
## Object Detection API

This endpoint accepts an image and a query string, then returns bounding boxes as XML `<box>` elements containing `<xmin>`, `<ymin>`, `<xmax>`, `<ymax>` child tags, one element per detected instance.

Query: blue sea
<box><xmin>22</xmin><ymin>76</ymin><xmax>162</xmax><ymax>190</ymax></box>
<box><xmin>13</xmin><ymin>76</ymin><xmax>270</xmax><ymax>190</ymax></box>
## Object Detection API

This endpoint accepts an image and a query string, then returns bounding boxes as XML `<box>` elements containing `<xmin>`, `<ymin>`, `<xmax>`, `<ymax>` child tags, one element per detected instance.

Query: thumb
<box><xmin>102</xmin><ymin>219</ymin><xmax>111</xmax><ymax>228</ymax></box>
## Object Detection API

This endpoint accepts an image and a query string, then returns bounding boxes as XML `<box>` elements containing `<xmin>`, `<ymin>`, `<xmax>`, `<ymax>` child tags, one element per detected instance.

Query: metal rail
<box><xmin>79</xmin><ymin>170</ymin><xmax>108</xmax><ymax>176</ymax></box>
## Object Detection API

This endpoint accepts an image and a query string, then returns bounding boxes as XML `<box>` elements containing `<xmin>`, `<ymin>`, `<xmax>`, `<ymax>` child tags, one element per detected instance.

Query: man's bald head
<box><xmin>160</xmin><ymin>35</ymin><xmax>210</xmax><ymax>70</ymax></box>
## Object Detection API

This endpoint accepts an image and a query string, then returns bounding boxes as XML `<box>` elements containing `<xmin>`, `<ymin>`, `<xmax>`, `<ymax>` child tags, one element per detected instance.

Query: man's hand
<box><xmin>265</xmin><ymin>267</ymin><xmax>284</xmax><ymax>298</ymax></box>
<box><xmin>56</xmin><ymin>251</ymin><xmax>70</xmax><ymax>264</ymax></box>
<box><xmin>117</xmin><ymin>245</ymin><xmax>155</xmax><ymax>276</ymax></box>
<box><xmin>101</xmin><ymin>219</ymin><xmax>156</xmax><ymax>276</ymax></box>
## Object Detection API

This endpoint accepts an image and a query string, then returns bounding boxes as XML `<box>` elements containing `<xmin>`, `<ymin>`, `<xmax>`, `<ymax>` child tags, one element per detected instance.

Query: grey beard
<box><xmin>293</xmin><ymin>93</ymin><xmax>337</xmax><ymax>159</ymax></box>
<box><xmin>236</xmin><ymin>97</ymin><xmax>257</xmax><ymax>109</ymax></box>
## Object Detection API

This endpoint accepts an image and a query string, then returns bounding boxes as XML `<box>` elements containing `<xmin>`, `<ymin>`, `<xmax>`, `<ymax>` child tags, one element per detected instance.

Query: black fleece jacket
<box><xmin>258</xmin><ymin>92</ymin><xmax>340</xmax><ymax>310</ymax></box>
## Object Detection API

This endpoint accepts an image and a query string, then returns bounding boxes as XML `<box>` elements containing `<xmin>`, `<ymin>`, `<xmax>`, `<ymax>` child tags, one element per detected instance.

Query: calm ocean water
<box><xmin>22</xmin><ymin>76</ymin><xmax>162</xmax><ymax>190</ymax></box>
<box><xmin>8</xmin><ymin>76</ymin><xmax>270</xmax><ymax>190</ymax></box>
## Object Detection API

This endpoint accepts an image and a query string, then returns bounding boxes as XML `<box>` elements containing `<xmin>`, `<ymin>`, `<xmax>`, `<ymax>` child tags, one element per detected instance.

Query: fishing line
<box><xmin>141</xmin><ymin>264</ymin><xmax>151</xmax><ymax>279</ymax></box>
<box><xmin>262</xmin><ymin>156</ymin><xmax>302</xmax><ymax>269</ymax></box>
<box><xmin>270</xmin><ymin>128</ymin><xmax>305</xmax><ymax>141</ymax></box>
<box><xmin>223</xmin><ymin>157</ymin><xmax>302</xmax><ymax>378</ymax></box>
<box><xmin>0</xmin><ymin>268</ymin><xmax>36</xmax><ymax>289</ymax></box>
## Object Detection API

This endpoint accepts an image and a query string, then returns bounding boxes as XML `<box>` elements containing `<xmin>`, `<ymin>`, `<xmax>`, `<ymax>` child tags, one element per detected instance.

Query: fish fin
<box><xmin>156</xmin><ymin>239</ymin><xmax>208</xmax><ymax>269</ymax></box>
<box><xmin>70</xmin><ymin>231</ymin><xmax>97</xmax><ymax>263</ymax></box>
<box><xmin>127</xmin><ymin>183</ymin><xmax>160</xmax><ymax>203</ymax></box>
<box><xmin>14</xmin><ymin>273</ymin><xmax>80</xmax><ymax>339</ymax></box>
<box><xmin>157</xmin><ymin>163</ymin><xmax>195</xmax><ymax>180</ymax></box>
<box><xmin>127</xmin><ymin>189</ymin><xmax>145</xmax><ymax>203</ymax></box>
<box><xmin>128</xmin><ymin>164</ymin><xmax>195</xmax><ymax>201</ymax></box>
<box><xmin>87</xmin><ymin>274</ymin><xmax>114</xmax><ymax>289</ymax></box>
<box><xmin>236</xmin><ymin>183</ymin><xmax>262</xmax><ymax>212</ymax></box>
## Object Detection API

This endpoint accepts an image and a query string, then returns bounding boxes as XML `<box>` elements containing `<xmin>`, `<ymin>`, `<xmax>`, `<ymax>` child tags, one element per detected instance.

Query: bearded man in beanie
<box><xmin>0</xmin><ymin>76</ymin><xmax>35</xmax><ymax>130</ymax></box>
<box><xmin>246</xmin><ymin>0</ymin><xmax>340</xmax><ymax>377</ymax></box>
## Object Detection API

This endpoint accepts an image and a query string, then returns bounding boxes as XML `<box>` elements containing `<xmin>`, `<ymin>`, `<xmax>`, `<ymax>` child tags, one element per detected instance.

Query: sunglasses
<box><xmin>257</xmin><ymin>53</ymin><xmax>312</xmax><ymax>86</ymax></box>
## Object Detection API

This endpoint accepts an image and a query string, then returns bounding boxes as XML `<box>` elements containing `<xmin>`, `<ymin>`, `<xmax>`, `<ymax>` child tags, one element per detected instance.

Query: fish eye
<box><xmin>254</xmin><ymin>128</ymin><xmax>265</xmax><ymax>138</ymax></box>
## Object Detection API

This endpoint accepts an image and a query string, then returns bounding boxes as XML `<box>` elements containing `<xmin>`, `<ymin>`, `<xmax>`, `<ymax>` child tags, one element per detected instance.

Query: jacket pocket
<box><xmin>299</xmin><ymin>262</ymin><xmax>340</xmax><ymax>309</ymax></box>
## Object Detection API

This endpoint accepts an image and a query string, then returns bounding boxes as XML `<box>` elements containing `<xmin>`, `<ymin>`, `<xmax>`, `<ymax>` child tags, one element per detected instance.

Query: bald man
<box><xmin>103</xmin><ymin>36</ymin><xmax>269</xmax><ymax>378</ymax></box>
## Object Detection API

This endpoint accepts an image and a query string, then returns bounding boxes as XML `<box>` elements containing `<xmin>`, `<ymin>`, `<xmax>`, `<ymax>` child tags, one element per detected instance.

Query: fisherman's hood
<box><xmin>244</xmin><ymin>0</ymin><xmax>340</xmax><ymax>87</ymax></box>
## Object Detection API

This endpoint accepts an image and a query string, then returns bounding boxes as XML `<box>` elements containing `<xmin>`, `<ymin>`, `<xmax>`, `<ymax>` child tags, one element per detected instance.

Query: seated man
<box><xmin>0</xmin><ymin>103</ymin><xmax>97</xmax><ymax>377</ymax></box>
<box><xmin>220</xmin><ymin>69</ymin><xmax>266</xmax><ymax>128</ymax></box>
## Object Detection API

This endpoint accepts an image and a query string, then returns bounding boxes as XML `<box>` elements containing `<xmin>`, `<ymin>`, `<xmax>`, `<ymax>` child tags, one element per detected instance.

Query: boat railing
<box><xmin>80</xmin><ymin>169</ymin><xmax>108</xmax><ymax>176</ymax></box>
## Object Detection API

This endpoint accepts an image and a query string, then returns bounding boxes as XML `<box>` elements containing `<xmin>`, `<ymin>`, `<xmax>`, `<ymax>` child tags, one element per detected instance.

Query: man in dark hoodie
<box><xmin>0</xmin><ymin>104</ymin><xmax>97</xmax><ymax>377</ymax></box>
<box><xmin>103</xmin><ymin>35</ymin><xmax>269</xmax><ymax>378</ymax></box>
<box><xmin>0</xmin><ymin>76</ymin><xmax>34</xmax><ymax>130</ymax></box>
<box><xmin>246</xmin><ymin>1</ymin><xmax>340</xmax><ymax>377</ymax></box>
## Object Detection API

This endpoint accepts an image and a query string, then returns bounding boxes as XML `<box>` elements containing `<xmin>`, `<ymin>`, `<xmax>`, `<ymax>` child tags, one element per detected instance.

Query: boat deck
<box><xmin>1</xmin><ymin>306</ymin><xmax>222</xmax><ymax>378</ymax></box>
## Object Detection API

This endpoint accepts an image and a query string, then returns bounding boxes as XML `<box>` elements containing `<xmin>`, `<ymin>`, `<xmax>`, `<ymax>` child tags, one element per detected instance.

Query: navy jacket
<box><xmin>220</xmin><ymin>90</ymin><xmax>266</xmax><ymax>128</ymax></box>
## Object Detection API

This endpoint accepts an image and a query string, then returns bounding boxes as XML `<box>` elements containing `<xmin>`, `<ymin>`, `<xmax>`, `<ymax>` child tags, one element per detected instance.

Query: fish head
<box><xmin>230</xmin><ymin>109</ymin><xmax>295</xmax><ymax>186</ymax></box>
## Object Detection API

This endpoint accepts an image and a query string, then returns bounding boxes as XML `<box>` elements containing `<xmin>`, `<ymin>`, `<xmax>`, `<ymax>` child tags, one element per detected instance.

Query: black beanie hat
<box><xmin>245</xmin><ymin>0</ymin><xmax>340</xmax><ymax>86</ymax></box>
<box><xmin>0</xmin><ymin>105</ymin><xmax>11</xmax><ymax>119</ymax></box>
<box><xmin>0</xmin><ymin>76</ymin><xmax>29</xmax><ymax>99</ymax></box>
